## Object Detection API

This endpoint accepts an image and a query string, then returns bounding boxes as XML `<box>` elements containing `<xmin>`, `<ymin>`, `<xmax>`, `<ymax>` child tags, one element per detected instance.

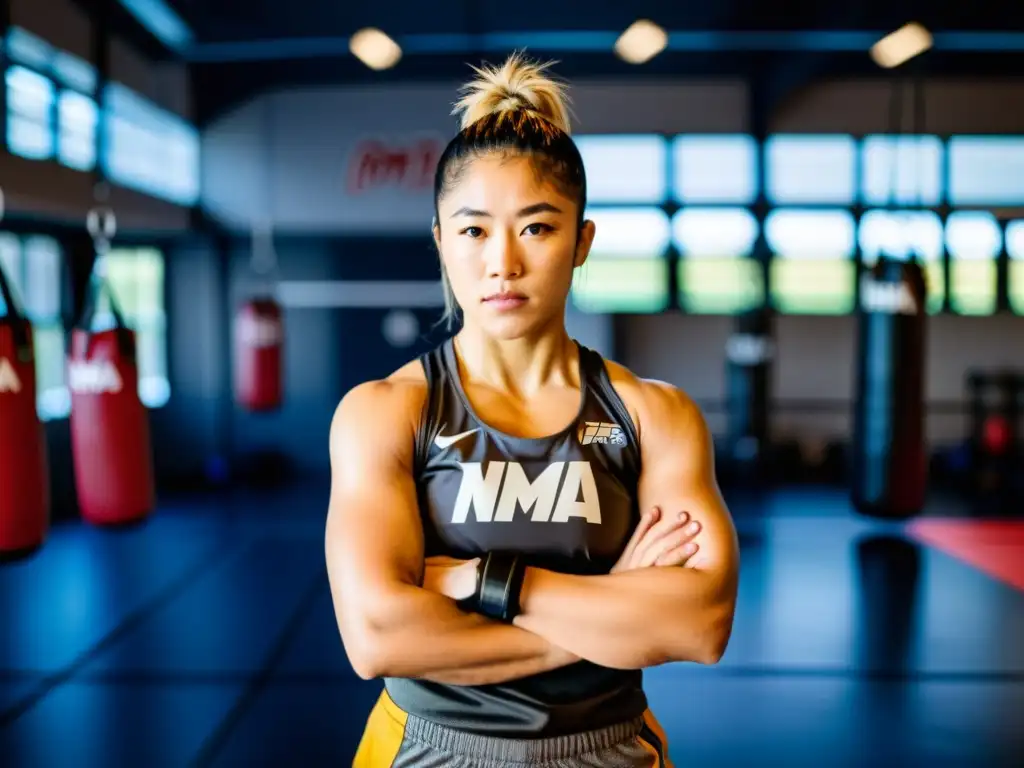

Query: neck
<box><xmin>454</xmin><ymin>317</ymin><xmax>577</xmax><ymax>398</ymax></box>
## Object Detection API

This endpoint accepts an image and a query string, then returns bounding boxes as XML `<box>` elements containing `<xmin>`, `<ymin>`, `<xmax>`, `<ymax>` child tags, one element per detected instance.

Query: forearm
<box><xmin>512</xmin><ymin>567</ymin><xmax>733</xmax><ymax>669</ymax></box>
<box><xmin>360</xmin><ymin>584</ymin><xmax>577</xmax><ymax>685</ymax></box>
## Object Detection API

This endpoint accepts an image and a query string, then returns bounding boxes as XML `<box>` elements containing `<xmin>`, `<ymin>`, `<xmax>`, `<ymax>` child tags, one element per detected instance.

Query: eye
<box><xmin>523</xmin><ymin>223</ymin><xmax>553</xmax><ymax>236</ymax></box>
<box><xmin>460</xmin><ymin>226</ymin><xmax>485</xmax><ymax>238</ymax></box>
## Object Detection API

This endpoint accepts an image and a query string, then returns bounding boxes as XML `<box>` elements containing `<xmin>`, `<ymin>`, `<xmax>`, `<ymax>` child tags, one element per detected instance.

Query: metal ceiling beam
<box><xmin>185</xmin><ymin>30</ymin><xmax>1024</xmax><ymax>64</ymax></box>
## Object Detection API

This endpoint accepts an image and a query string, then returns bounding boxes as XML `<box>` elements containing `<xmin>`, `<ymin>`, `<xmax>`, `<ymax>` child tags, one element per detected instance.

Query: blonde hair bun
<box><xmin>453</xmin><ymin>51</ymin><xmax>573</xmax><ymax>134</ymax></box>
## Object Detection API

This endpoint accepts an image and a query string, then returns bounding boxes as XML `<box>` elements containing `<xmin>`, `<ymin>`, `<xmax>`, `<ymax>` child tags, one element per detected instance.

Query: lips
<box><xmin>483</xmin><ymin>291</ymin><xmax>528</xmax><ymax>311</ymax></box>
<box><xmin>483</xmin><ymin>292</ymin><xmax>527</xmax><ymax>302</ymax></box>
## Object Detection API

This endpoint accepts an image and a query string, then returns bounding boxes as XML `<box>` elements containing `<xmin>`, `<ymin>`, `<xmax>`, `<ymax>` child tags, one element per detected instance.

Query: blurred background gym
<box><xmin>1</xmin><ymin>0</ymin><xmax>1022</xmax><ymax>765</ymax></box>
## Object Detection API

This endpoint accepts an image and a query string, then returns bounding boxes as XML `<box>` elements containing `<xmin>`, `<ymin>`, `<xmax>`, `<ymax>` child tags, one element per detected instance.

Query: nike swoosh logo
<box><xmin>434</xmin><ymin>428</ymin><xmax>480</xmax><ymax>450</ymax></box>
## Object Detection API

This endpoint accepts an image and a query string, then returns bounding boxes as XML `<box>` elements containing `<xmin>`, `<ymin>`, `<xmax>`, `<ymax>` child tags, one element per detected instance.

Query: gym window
<box><xmin>672</xmin><ymin>134</ymin><xmax>758</xmax><ymax>204</ymax></box>
<box><xmin>1007</xmin><ymin>220</ymin><xmax>1024</xmax><ymax>315</ymax></box>
<box><xmin>574</xmin><ymin>135</ymin><xmax>668</xmax><ymax>204</ymax></box>
<box><xmin>5</xmin><ymin>27</ymin><xmax>51</xmax><ymax>71</ymax></box>
<box><xmin>99</xmin><ymin>247</ymin><xmax>170</xmax><ymax>408</ymax></box>
<box><xmin>571</xmin><ymin>207</ymin><xmax>670</xmax><ymax>314</ymax></box>
<box><xmin>102</xmin><ymin>83</ymin><xmax>201</xmax><ymax>206</ymax></box>
<box><xmin>948</xmin><ymin>136</ymin><xmax>1024</xmax><ymax>205</ymax></box>
<box><xmin>51</xmin><ymin>50</ymin><xmax>97</xmax><ymax>95</ymax></box>
<box><xmin>5</xmin><ymin>28</ymin><xmax>101</xmax><ymax>173</ymax></box>
<box><xmin>672</xmin><ymin>207</ymin><xmax>763</xmax><ymax>314</ymax></box>
<box><xmin>0</xmin><ymin>234</ymin><xmax>69</xmax><ymax>421</ymax></box>
<box><xmin>57</xmin><ymin>90</ymin><xmax>99</xmax><ymax>172</ymax></box>
<box><xmin>765</xmin><ymin>134</ymin><xmax>857</xmax><ymax>205</ymax></box>
<box><xmin>5</xmin><ymin>65</ymin><xmax>56</xmax><ymax>161</ymax></box>
<box><xmin>860</xmin><ymin>134</ymin><xmax>942</xmax><ymax>206</ymax></box>
<box><xmin>946</xmin><ymin>211</ymin><xmax>1001</xmax><ymax>316</ymax></box>
<box><xmin>765</xmin><ymin>209</ymin><xmax>856</xmax><ymax>315</ymax></box>
<box><xmin>51</xmin><ymin>49</ymin><xmax>99</xmax><ymax>172</ymax></box>
<box><xmin>858</xmin><ymin>210</ymin><xmax>945</xmax><ymax>315</ymax></box>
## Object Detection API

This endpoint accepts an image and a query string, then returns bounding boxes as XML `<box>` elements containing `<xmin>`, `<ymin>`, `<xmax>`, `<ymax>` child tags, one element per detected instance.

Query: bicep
<box><xmin>324</xmin><ymin>384</ymin><xmax>425</xmax><ymax>637</ymax></box>
<box><xmin>636</xmin><ymin>385</ymin><xmax>739</xmax><ymax>586</ymax></box>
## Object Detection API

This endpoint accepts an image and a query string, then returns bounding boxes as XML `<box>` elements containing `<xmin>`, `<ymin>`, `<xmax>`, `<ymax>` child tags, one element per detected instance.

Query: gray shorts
<box><xmin>354</xmin><ymin>691</ymin><xmax>671</xmax><ymax>768</ymax></box>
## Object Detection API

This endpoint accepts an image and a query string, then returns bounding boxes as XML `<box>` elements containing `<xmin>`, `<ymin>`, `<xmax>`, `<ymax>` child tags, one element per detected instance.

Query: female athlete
<box><xmin>326</xmin><ymin>52</ymin><xmax>740</xmax><ymax>767</ymax></box>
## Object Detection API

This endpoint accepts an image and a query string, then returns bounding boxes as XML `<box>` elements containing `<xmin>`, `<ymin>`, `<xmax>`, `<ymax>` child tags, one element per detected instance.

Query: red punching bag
<box><xmin>68</xmin><ymin>275</ymin><xmax>155</xmax><ymax>526</ymax></box>
<box><xmin>234</xmin><ymin>296</ymin><xmax>284</xmax><ymax>411</ymax></box>
<box><xmin>0</xmin><ymin>262</ymin><xmax>49</xmax><ymax>553</ymax></box>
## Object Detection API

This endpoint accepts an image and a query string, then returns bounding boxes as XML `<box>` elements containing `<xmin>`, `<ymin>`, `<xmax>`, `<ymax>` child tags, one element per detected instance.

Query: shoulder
<box><xmin>601</xmin><ymin>358</ymin><xmax>708</xmax><ymax>447</ymax></box>
<box><xmin>330</xmin><ymin>359</ymin><xmax>428</xmax><ymax>458</ymax></box>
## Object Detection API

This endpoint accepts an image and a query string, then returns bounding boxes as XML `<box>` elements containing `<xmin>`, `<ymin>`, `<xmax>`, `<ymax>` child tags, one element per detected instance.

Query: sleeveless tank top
<box><xmin>383</xmin><ymin>337</ymin><xmax>648</xmax><ymax>737</ymax></box>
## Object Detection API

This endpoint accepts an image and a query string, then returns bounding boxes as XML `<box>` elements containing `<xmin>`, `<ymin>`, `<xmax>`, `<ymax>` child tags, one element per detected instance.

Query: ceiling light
<box><xmin>614</xmin><ymin>20</ymin><xmax>667</xmax><ymax>65</ymax></box>
<box><xmin>349</xmin><ymin>28</ymin><xmax>402</xmax><ymax>70</ymax></box>
<box><xmin>870</xmin><ymin>23</ymin><xmax>933</xmax><ymax>69</ymax></box>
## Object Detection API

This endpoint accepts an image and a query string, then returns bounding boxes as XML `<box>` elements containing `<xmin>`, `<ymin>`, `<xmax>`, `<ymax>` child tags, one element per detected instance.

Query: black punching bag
<box><xmin>851</xmin><ymin>255</ymin><xmax>928</xmax><ymax>518</ymax></box>
<box><xmin>725</xmin><ymin>307</ymin><xmax>773</xmax><ymax>483</ymax></box>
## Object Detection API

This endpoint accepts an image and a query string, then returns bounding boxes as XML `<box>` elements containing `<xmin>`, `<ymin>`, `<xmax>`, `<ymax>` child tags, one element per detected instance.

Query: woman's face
<box><xmin>434</xmin><ymin>154</ymin><xmax>595</xmax><ymax>340</ymax></box>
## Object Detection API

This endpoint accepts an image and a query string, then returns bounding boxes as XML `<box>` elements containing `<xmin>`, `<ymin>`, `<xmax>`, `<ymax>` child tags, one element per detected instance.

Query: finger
<box><xmin>638</xmin><ymin>518</ymin><xmax>701</xmax><ymax>567</ymax></box>
<box><xmin>630</xmin><ymin>507</ymin><xmax>662</xmax><ymax>546</ymax></box>
<box><xmin>425</xmin><ymin>559</ymin><xmax>469</xmax><ymax>574</ymax></box>
<box><xmin>622</xmin><ymin>507</ymin><xmax>662</xmax><ymax>559</ymax></box>
<box><xmin>634</xmin><ymin>510</ymin><xmax>693</xmax><ymax>563</ymax></box>
<box><xmin>655</xmin><ymin>540</ymin><xmax>699</xmax><ymax>567</ymax></box>
<box><xmin>611</xmin><ymin>508</ymin><xmax>662</xmax><ymax>573</ymax></box>
<box><xmin>648</xmin><ymin>509</ymin><xmax>692</xmax><ymax>540</ymax></box>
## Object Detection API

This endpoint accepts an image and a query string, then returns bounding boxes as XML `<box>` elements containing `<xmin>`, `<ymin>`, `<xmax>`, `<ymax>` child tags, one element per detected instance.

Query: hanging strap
<box><xmin>76</xmin><ymin>272</ymin><xmax>135</xmax><ymax>361</ymax></box>
<box><xmin>0</xmin><ymin>249</ymin><xmax>32</xmax><ymax>360</ymax></box>
<box><xmin>249</xmin><ymin>221</ymin><xmax>280</xmax><ymax>301</ymax></box>
<box><xmin>0</xmin><ymin>184</ymin><xmax>32</xmax><ymax>359</ymax></box>
<box><xmin>74</xmin><ymin>201</ymin><xmax>134</xmax><ymax>360</ymax></box>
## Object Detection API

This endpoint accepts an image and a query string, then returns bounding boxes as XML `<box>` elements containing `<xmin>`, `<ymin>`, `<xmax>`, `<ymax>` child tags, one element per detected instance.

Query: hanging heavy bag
<box><xmin>724</xmin><ymin>306</ymin><xmax>774</xmax><ymax>483</ymax></box>
<box><xmin>850</xmin><ymin>255</ymin><xmax>929</xmax><ymax>519</ymax></box>
<box><xmin>234</xmin><ymin>295</ymin><xmax>284</xmax><ymax>412</ymax></box>
<box><xmin>68</xmin><ymin>274</ymin><xmax>155</xmax><ymax>526</ymax></box>
<box><xmin>0</xmin><ymin>261</ymin><xmax>49</xmax><ymax>553</ymax></box>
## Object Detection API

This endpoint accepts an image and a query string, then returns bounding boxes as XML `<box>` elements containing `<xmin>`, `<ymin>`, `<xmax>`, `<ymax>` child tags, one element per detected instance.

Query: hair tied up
<box><xmin>452</xmin><ymin>50</ymin><xmax>573</xmax><ymax>135</ymax></box>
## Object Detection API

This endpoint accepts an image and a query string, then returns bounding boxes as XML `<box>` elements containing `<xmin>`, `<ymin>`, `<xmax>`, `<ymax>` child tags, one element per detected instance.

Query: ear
<box><xmin>573</xmin><ymin>219</ymin><xmax>596</xmax><ymax>268</ymax></box>
<box><xmin>432</xmin><ymin>218</ymin><xmax>443</xmax><ymax>253</ymax></box>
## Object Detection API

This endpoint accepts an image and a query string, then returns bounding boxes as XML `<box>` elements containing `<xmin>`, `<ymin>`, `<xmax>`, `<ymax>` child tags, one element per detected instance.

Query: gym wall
<box><xmin>0</xmin><ymin>4</ymin><xmax>201</xmax><ymax>512</ymax></box>
<box><xmin>631</xmin><ymin>79</ymin><xmax>1024</xmax><ymax>444</ymax></box>
<box><xmin>188</xmin><ymin>76</ymin><xmax>1024</xmax><ymax>481</ymax></box>
<box><xmin>1</xmin><ymin>0</ymin><xmax>193</xmax><ymax>230</ymax></box>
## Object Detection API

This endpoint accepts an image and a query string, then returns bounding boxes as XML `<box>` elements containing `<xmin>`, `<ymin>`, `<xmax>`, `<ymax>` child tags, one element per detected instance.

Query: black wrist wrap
<box><xmin>476</xmin><ymin>552</ymin><xmax>526</xmax><ymax>622</ymax></box>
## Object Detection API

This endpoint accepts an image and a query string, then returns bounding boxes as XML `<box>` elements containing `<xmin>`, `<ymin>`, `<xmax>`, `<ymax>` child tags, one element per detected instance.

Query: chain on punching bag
<box><xmin>850</xmin><ymin>75</ymin><xmax>930</xmax><ymax>519</ymax></box>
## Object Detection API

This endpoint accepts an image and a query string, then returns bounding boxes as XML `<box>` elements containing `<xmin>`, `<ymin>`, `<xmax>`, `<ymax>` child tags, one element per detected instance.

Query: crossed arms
<box><xmin>324</xmin><ymin>374</ymin><xmax>739</xmax><ymax>685</ymax></box>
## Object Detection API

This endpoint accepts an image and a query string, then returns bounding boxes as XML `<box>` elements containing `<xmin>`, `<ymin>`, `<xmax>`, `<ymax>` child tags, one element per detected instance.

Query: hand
<box><xmin>423</xmin><ymin>556</ymin><xmax>480</xmax><ymax>602</ymax></box>
<box><xmin>611</xmin><ymin>506</ymin><xmax>701</xmax><ymax>573</ymax></box>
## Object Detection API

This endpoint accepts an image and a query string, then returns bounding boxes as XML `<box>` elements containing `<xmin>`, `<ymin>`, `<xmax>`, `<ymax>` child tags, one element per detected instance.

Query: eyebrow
<box><xmin>450</xmin><ymin>202</ymin><xmax>563</xmax><ymax>219</ymax></box>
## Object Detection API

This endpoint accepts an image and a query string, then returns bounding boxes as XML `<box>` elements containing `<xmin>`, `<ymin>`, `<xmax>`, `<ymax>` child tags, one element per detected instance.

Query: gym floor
<box><xmin>1</xmin><ymin>484</ymin><xmax>1022</xmax><ymax>767</ymax></box>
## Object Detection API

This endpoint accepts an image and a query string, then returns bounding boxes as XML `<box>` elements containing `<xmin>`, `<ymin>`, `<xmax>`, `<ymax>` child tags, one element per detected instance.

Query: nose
<box><xmin>485</xmin><ymin>231</ymin><xmax>522</xmax><ymax>280</ymax></box>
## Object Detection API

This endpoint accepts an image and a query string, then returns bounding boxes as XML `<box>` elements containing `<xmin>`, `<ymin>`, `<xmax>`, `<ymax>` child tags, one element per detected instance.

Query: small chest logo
<box><xmin>579</xmin><ymin>421</ymin><xmax>626</xmax><ymax>446</ymax></box>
